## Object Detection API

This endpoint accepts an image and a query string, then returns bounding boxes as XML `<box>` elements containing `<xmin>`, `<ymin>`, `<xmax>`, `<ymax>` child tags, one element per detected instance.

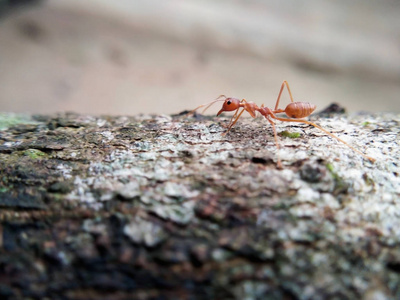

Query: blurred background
<box><xmin>0</xmin><ymin>0</ymin><xmax>399</xmax><ymax>115</ymax></box>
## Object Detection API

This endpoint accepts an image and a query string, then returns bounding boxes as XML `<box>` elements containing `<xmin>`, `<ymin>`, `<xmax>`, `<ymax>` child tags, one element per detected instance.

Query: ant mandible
<box><xmin>190</xmin><ymin>81</ymin><xmax>376</xmax><ymax>168</ymax></box>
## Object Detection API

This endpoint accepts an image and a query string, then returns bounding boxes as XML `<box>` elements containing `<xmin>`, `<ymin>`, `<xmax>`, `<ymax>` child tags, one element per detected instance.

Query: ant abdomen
<box><xmin>285</xmin><ymin>102</ymin><xmax>316</xmax><ymax>118</ymax></box>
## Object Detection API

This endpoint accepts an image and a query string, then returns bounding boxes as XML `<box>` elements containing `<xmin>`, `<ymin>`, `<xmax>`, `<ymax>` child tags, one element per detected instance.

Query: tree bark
<box><xmin>0</xmin><ymin>110</ymin><xmax>399</xmax><ymax>299</ymax></box>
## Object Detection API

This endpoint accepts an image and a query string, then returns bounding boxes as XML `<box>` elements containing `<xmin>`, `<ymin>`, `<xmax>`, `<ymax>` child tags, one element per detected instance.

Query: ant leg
<box><xmin>271</xmin><ymin>116</ymin><xmax>376</xmax><ymax>163</ymax></box>
<box><xmin>227</xmin><ymin>108</ymin><xmax>241</xmax><ymax>128</ymax></box>
<box><xmin>228</xmin><ymin>108</ymin><xmax>246</xmax><ymax>130</ymax></box>
<box><xmin>274</xmin><ymin>81</ymin><xmax>295</xmax><ymax>111</ymax></box>
<box><xmin>224</xmin><ymin>99</ymin><xmax>250</xmax><ymax>131</ymax></box>
<box><xmin>222</xmin><ymin>108</ymin><xmax>246</xmax><ymax>135</ymax></box>
<box><xmin>266</xmin><ymin>117</ymin><xmax>282</xmax><ymax>168</ymax></box>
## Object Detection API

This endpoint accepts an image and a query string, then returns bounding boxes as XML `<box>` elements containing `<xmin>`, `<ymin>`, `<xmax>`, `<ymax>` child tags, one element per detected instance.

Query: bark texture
<box><xmin>0</xmin><ymin>110</ymin><xmax>399</xmax><ymax>299</ymax></box>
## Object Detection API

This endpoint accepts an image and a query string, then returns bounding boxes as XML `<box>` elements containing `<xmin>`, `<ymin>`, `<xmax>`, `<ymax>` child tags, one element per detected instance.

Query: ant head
<box><xmin>217</xmin><ymin>98</ymin><xmax>241</xmax><ymax>116</ymax></box>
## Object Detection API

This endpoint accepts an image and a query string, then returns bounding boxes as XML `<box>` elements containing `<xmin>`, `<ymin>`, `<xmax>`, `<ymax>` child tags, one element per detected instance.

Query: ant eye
<box><xmin>227</xmin><ymin>100</ymin><xmax>231</xmax><ymax>105</ymax></box>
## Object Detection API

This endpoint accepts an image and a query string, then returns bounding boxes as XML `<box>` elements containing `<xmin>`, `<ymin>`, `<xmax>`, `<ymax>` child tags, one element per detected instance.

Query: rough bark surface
<box><xmin>0</xmin><ymin>109</ymin><xmax>399</xmax><ymax>299</ymax></box>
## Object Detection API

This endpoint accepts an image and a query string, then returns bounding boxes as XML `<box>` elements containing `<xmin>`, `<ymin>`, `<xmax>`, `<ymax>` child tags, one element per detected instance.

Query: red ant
<box><xmin>190</xmin><ymin>81</ymin><xmax>376</xmax><ymax>168</ymax></box>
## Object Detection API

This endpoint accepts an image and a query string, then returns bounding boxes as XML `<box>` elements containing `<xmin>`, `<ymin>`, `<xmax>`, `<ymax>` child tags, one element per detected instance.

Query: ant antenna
<box><xmin>188</xmin><ymin>95</ymin><xmax>227</xmax><ymax>115</ymax></box>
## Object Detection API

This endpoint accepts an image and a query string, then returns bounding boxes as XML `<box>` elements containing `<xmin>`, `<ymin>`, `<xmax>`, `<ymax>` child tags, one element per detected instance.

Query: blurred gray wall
<box><xmin>0</xmin><ymin>0</ymin><xmax>399</xmax><ymax>115</ymax></box>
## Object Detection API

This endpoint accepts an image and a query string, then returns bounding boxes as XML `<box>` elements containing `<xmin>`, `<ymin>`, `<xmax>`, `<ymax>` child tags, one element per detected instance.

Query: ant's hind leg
<box><xmin>274</xmin><ymin>81</ymin><xmax>295</xmax><ymax>110</ymax></box>
<box><xmin>271</xmin><ymin>116</ymin><xmax>376</xmax><ymax>163</ymax></box>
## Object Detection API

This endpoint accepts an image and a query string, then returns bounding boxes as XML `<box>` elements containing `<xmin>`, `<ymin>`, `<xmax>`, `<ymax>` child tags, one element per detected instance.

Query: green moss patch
<box><xmin>279</xmin><ymin>130</ymin><xmax>301</xmax><ymax>138</ymax></box>
<box><xmin>0</xmin><ymin>113</ymin><xmax>37</xmax><ymax>130</ymax></box>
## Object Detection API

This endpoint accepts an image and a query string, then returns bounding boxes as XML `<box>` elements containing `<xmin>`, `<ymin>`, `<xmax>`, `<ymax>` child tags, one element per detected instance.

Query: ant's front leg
<box><xmin>221</xmin><ymin>108</ymin><xmax>245</xmax><ymax>135</ymax></box>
